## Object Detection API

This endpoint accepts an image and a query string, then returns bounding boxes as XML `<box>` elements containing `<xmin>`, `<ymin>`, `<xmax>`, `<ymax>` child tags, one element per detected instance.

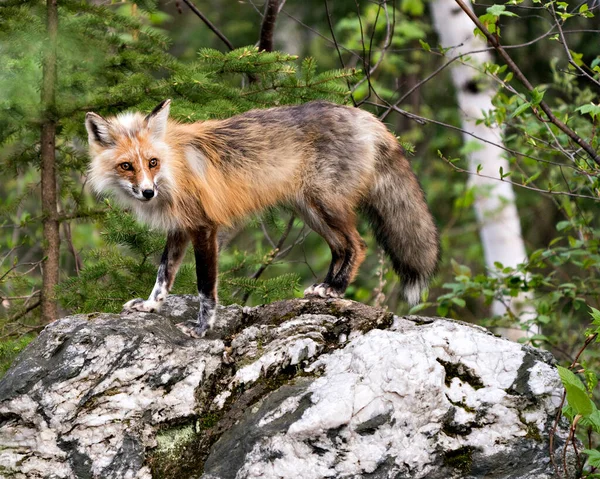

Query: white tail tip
<box><xmin>404</xmin><ymin>281</ymin><xmax>426</xmax><ymax>306</ymax></box>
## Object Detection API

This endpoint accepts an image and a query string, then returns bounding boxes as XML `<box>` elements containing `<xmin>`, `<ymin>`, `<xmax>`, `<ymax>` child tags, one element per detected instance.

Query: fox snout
<box><xmin>130</xmin><ymin>182</ymin><xmax>157</xmax><ymax>202</ymax></box>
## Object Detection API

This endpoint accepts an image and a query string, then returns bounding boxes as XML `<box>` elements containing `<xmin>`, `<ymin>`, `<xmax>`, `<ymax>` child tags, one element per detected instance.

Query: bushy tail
<box><xmin>363</xmin><ymin>146</ymin><xmax>440</xmax><ymax>306</ymax></box>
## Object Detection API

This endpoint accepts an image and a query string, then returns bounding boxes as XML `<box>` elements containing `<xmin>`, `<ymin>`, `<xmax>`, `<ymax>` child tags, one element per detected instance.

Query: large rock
<box><xmin>0</xmin><ymin>296</ymin><xmax>574</xmax><ymax>478</ymax></box>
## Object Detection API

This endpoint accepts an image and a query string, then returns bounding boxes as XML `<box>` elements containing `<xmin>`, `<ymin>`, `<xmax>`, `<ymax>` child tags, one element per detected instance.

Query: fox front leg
<box><xmin>123</xmin><ymin>230</ymin><xmax>189</xmax><ymax>314</ymax></box>
<box><xmin>177</xmin><ymin>226</ymin><xmax>218</xmax><ymax>338</ymax></box>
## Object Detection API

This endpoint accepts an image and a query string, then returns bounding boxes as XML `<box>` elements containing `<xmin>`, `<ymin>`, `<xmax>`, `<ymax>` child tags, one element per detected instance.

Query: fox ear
<box><xmin>144</xmin><ymin>99</ymin><xmax>171</xmax><ymax>140</ymax></box>
<box><xmin>85</xmin><ymin>112</ymin><xmax>114</xmax><ymax>148</ymax></box>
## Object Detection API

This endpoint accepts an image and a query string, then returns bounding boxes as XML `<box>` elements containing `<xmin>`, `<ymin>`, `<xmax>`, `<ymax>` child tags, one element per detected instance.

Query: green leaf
<box><xmin>583</xmin><ymin>449</ymin><xmax>600</xmax><ymax>468</ymax></box>
<box><xmin>451</xmin><ymin>297</ymin><xmax>466</xmax><ymax>308</ymax></box>
<box><xmin>486</xmin><ymin>4</ymin><xmax>518</xmax><ymax>16</ymax></box>
<box><xmin>590</xmin><ymin>307</ymin><xmax>600</xmax><ymax>327</ymax></box>
<box><xmin>419</xmin><ymin>39</ymin><xmax>431</xmax><ymax>52</ymax></box>
<box><xmin>511</xmin><ymin>102</ymin><xmax>531</xmax><ymax>118</ymax></box>
<box><xmin>569</xmin><ymin>50</ymin><xmax>584</xmax><ymax>67</ymax></box>
<box><xmin>409</xmin><ymin>302</ymin><xmax>431</xmax><ymax>314</ymax></box>
<box><xmin>575</xmin><ymin>103</ymin><xmax>600</xmax><ymax>121</ymax></box>
<box><xmin>557</xmin><ymin>365</ymin><xmax>594</xmax><ymax>416</ymax></box>
<box><xmin>530</xmin><ymin>88</ymin><xmax>545</xmax><ymax>105</ymax></box>
<box><xmin>402</xmin><ymin>0</ymin><xmax>425</xmax><ymax>16</ymax></box>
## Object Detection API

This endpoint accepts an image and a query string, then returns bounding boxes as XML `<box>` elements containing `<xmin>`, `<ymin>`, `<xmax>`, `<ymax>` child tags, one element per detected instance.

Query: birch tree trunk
<box><xmin>430</xmin><ymin>0</ymin><xmax>537</xmax><ymax>340</ymax></box>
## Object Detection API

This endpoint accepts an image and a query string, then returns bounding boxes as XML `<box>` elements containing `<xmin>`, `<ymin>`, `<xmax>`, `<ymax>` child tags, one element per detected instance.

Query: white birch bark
<box><xmin>430</xmin><ymin>0</ymin><xmax>537</xmax><ymax>340</ymax></box>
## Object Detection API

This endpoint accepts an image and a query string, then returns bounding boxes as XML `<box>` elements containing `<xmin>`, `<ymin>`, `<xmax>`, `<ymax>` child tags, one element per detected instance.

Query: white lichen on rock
<box><xmin>227</xmin><ymin>319</ymin><xmax>565</xmax><ymax>479</ymax></box>
<box><xmin>0</xmin><ymin>297</ymin><xmax>574</xmax><ymax>479</ymax></box>
<box><xmin>0</xmin><ymin>313</ymin><xmax>224</xmax><ymax>478</ymax></box>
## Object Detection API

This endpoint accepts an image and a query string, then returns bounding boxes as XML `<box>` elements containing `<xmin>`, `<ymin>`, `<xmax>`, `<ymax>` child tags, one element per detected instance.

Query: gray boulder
<box><xmin>0</xmin><ymin>296</ymin><xmax>575</xmax><ymax>478</ymax></box>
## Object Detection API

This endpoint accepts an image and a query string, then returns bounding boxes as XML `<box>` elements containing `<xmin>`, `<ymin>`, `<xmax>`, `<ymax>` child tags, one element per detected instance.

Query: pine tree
<box><xmin>0</xmin><ymin>0</ymin><xmax>176</xmax><ymax>334</ymax></box>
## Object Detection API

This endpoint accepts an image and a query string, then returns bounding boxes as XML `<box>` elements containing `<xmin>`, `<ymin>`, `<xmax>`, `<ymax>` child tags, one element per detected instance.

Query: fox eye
<box><xmin>120</xmin><ymin>162</ymin><xmax>132</xmax><ymax>171</ymax></box>
<box><xmin>149</xmin><ymin>158</ymin><xmax>158</xmax><ymax>168</ymax></box>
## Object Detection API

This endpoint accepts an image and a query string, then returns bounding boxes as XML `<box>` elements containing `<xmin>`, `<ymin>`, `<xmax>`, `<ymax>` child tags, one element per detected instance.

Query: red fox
<box><xmin>85</xmin><ymin>100</ymin><xmax>439</xmax><ymax>336</ymax></box>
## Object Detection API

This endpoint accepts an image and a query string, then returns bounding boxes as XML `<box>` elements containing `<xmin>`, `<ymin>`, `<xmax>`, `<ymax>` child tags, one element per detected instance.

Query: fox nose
<box><xmin>142</xmin><ymin>189</ymin><xmax>154</xmax><ymax>199</ymax></box>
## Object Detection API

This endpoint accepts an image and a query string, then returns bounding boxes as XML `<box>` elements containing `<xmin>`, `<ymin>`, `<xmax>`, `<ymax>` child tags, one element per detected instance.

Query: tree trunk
<box><xmin>40</xmin><ymin>0</ymin><xmax>59</xmax><ymax>323</ymax></box>
<box><xmin>430</xmin><ymin>0</ymin><xmax>537</xmax><ymax>340</ymax></box>
<box><xmin>258</xmin><ymin>0</ymin><xmax>285</xmax><ymax>52</ymax></box>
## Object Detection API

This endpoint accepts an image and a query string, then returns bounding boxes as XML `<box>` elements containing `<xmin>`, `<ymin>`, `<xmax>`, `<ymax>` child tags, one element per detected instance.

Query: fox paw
<box><xmin>122</xmin><ymin>298</ymin><xmax>161</xmax><ymax>314</ymax></box>
<box><xmin>304</xmin><ymin>283</ymin><xmax>343</xmax><ymax>299</ymax></box>
<box><xmin>177</xmin><ymin>320</ymin><xmax>209</xmax><ymax>338</ymax></box>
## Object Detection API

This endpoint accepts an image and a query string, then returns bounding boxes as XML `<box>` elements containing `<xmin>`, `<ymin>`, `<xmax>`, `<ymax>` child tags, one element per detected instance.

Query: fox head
<box><xmin>85</xmin><ymin>100</ymin><xmax>173</xmax><ymax>207</ymax></box>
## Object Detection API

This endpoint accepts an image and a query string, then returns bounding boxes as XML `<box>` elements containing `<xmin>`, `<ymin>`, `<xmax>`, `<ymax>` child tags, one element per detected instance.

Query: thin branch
<box><xmin>62</xmin><ymin>221</ymin><xmax>82</xmax><ymax>276</ymax></box>
<box><xmin>242</xmin><ymin>215</ymin><xmax>295</xmax><ymax>303</ymax></box>
<box><xmin>440</xmin><ymin>152</ymin><xmax>599</xmax><ymax>200</ymax></box>
<box><xmin>281</xmin><ymin>9</ymin><xmax>362</xmax><ymax>60</ymax></box>
<box><xmin>1</xmin><ymin>292</ymin><xmax>40</xmax><ymax>301</ymax></box>
<box><xmin>549</xmin><ymin>333</ymin><xmax>597</xmax><ymax>476</ymax></box>
<box><xmin>350</xmin><ymin>1</ymin><xmax>394</xmax><ymax>97</ymax></box>
<box><xmin>375</xmin><ymin>102</ymin><xmax>593</xmax><ymax>171</ymax></box>
<box><xmin>550</xmin><ymin>2</ymin><xmax>600</xmax><ymax>89</ymax></box>
<box><xmin>454</xmin><ymin>0</ymin><xmax>600</xmax><ymax>166</ymax></box>
<box><xmin>380</xmin><ymin>25</ymin><xmax>559</xmax><ymax>121</ymax></box>
<box><xmin>0</xmin><ymin>260</ymin><xmax>44</xmax><ymax>284</ymax></box>
<box><xmin>324</xmin><ymin>0</ymin><xmax>357</xmax><ymax>106</ymax></box>
<box><xmin>6</xmin><ymin>299</ymin><xmax>42</xmax><ymax>325</ymax></box>
<box><xmin>180</xmin><ymin>0</ymin><xmax>234</xmax><ymax>51</ymax></box>
<box><xmin>352</xmin><ymin>0</ymin><xmax>376</xmax><ymax>105</ymax></box>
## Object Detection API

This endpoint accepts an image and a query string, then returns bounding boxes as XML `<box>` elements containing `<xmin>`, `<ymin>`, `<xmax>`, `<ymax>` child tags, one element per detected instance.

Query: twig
<box><xmin>1</xmin><ymin>291</ymin><xmax>40</xmax><ymax>302</ymax></box>
<box><xmin>376</xmin><ymin>102</ymin><xmax>597</xmax><ymax>173</ymax></box>
<box><xmin>454</xmin><ymin>0</ymin><xmax>600</xmax><ymax>166</ymax></box>
<box><xmin>549</xmin><ymin>333</ymin><xmax>597</xmax><ymax>476</ymax></box>
<box><xmin>353</xmin><ymin>0</ymin><xmax>372</xmax><ymax>102</ymax></box>
<box><xmin>550</xmin><ymin>2</ymin><xmax>600</xmax><ymax>89</ymax></box>
<box><xmin>7</xmin><ymin>299</ymin><xmax>42</xmax><ymax>325</ymax></box>
<box><xmin>281</xmin><ymin>9</ymin><xmax>363</xmax><ymax>61</ymax></box>
<box><xmin>439</xmin><ymin>152</ymin><xmax>599</xmax><ymax>200</ymax></box>
<box><xmin>180</xmin><ymin>0</ymin><xmax>234</xmax><ymax>51</ymax></box>
<box><xmin>0</xmin><ymin>260</ymin><xmax>44</xmax><ymax>284</ymax></box>
<box><xmin>324</xmin><ymin>0</ymin><xmax>357</xmax><ymax>106</ymax></box>
<box><xmin>350</xmin><ymin>0</ymin><xmax>394</xmax><ymax>98</ymax></box>
<box><xmin>62</xmin><ymin>221</ymin><xmax>82</xmax><ymax>275</ymax></box>
<box><xmin>242</xmin><ymin>215</ymin><xmax>296</xmax><ymax>303</ymax></box>
<box><xmin>260</xmin><ymin>220</ymin><xmax>276</xmax><ymax>248</ymax></box>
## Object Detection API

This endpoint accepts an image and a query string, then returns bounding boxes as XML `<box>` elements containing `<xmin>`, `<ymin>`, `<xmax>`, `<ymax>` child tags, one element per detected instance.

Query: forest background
<box><xmin>1</xmin><ymin>0</ymin><xmax>600</xmax><ymax>458</ymax></box>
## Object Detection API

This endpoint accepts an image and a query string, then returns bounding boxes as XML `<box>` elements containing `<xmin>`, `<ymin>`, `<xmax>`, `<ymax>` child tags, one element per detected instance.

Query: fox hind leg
<box><xmin>123</xmin><ymin>230</ymin><xmax>189</xmax><ymax>314</ymax></box>
<box><xmin>298</xmin><ymin>199</ymin><xmax>366</xmax><ymax>298</ymax></box>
